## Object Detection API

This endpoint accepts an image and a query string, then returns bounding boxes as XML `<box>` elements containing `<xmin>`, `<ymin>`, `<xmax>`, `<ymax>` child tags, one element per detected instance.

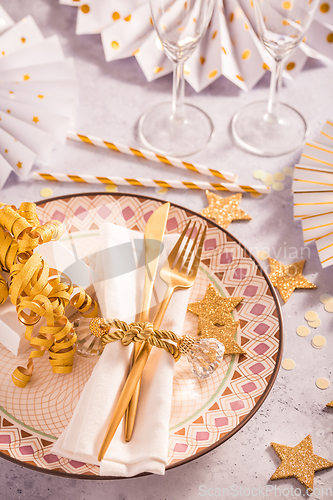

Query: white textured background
<box><xmin>0</xmin><ymin>0</ymin><xmax>333</xmax><ymax>499</ymax></box>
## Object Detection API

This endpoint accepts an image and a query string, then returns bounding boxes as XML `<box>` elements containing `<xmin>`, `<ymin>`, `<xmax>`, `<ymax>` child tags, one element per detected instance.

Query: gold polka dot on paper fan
<box><xmin>212</xmin><ymin>30</ymin><xmax>217</xmax><ymax>39</ymax></box>
<box><xmin>327</xmin><ymin>33</ymin><xmax>333</xmax><ymax>43</ymax></box>
<box><xmin>242</xmin><ymin>49</ymin><xmax>251</xmax><ymax>60</ymax></box>
<box><xmin>221</xmin><ymin>46</ymin><xmax>227</xmax><ymax>55</ymax></box>
<box><xmin>111</xmin><ymin>41</ymin><xmax>119</xmax><ymax>50</ymax></box>
<box><xmin>286</xmin><ymin>62</ymin><xmax>295</xmax><ymax>70</ymax></box>
<box><xmin>124</xmin><ymin>15</ymin><xmax>131</xmax><ymax>22</ymax></box>
<box><xmin>316</xmin><ymin>377</ymin><xmax>330</xmax><ymax>390</ymax></box>
<box><xmin>230</xmin><ymin>12</ymin><xmax>234</xmax><ymax>22</ymax></box>
<box><xmin>282</xmin><ymin>19</ymin><xmax>290</xmax><ymax>26</ymax></box>
<box><xmin>153</xmin><ymin>66</ymin><xmax>164</xmax><ymax>74</ymax></box>
<box><xmin>282</xmin><ymin>1</ymin><xmax>292</xmax><ymax>9</ymax></box>
<box><xmin>200</xmin><ymin>56</ymin><xmax>205</xmax><ymax>64</ymax></box>
<box><xmin>263</xmin><ymin>62</ymin><xmax>270</xmax><ymax>70</ymax></box>
<box><xmin>282</xmin><ymin>358</ymin><xmax>295</xmax><ymax>370</ymax></box>
<box><xmin>320</xmin><ymin>2</ymin><xmax>330</xmax><ymax>13</ymax></box>
<box><xmin>296</xmin><ymin>325</ymin><xmax>310</xmax><ymax>337</ymax></box>
<box><xmin>112</xmin><ymin>11</ymin><xmax>120</xmax><ymax>21</ymax></box>
<box><xmin>236</xmin><ymin>75</ymin><xmax>244</xmax><ymax>81</ymax></box>
<box><xmin>208</xmin><ymin>69</ymin><xmax>217</xmax><ymax>79</ymax></box>
<box><xmin>81</xmin><ymin>4</ymin><xmax>90</xmax><ymax>14</ymax></box>
<box><xmin>244</xmin><ymin>23</ymin><xmax>249</xmax><ymax>30</ymax></box>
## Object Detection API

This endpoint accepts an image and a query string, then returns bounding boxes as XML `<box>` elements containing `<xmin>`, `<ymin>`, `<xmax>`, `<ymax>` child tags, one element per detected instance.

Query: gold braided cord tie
<box><xmin>0</xmin><ymin>202</ymin><xmax>97</xmax><ymax>388</ymax></box>
<box><xmin>91</xmin><ymin>318</ymin><xmax>190</xmax><ymax>362</ymax></box>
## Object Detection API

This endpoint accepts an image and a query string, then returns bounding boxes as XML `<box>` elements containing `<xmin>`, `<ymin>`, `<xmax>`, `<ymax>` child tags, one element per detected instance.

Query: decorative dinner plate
<box><xmin>0</xmin><ymin>193</ymin><xmax>283</xmax><ymax>478</ymax></box>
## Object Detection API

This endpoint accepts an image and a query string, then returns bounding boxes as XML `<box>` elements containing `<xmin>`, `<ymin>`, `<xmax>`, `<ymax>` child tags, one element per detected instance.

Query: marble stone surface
<box><xmin>0</xmin><ymin>1</ymin><xmax>333</xmax><ymax>499</ymax></box>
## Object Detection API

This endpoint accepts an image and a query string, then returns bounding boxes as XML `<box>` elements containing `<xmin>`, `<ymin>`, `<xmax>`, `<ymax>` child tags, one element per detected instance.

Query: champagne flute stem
<box><xmin>172</xmin><ymin>60</ymin><xmax>185</xmax><ymax>122</ymax></box>
<box><xmin>267</xmin><ymin>59</ymin><xmax>283</xmax><ymax>123</ymax></box>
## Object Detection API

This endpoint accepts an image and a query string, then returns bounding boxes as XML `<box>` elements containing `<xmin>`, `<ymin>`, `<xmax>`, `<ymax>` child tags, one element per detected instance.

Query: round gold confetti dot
<box><xmin>242</xmin><ymin>49</ymin><xmax>251</xmax><ymax>60</ymax></box>
<box><xmin>156</xmin><ymin>187</ymin><xmax>168</xmax><ymax>195</ymax></box>
<box><xmin>320</xmin><ymin>293</ymin><xmax>333</xmax><ymax>304</ymax></box>
<box><xmin>316</xmin><ymin>377</ymin><xmax>330</xmax><ymax>389</ymax></box>
<box><xmin>208</xmin><ymin>69</ymin><xmax>217</xmax><ymax>79</ymax></box>
<box><xmin>257</xmin><ymin>250</ymin><xmax>269</xmax><ymax>261</ymax></box>
<box><xmin>308</xmin><ymin>318</ymin><xmax>322</xmax><ymax>328</ymax></box>
<box><xmin>262</xmin><ymin>173</ymin><xmax>273</xmax><ymax>185</ymax></box>
<box><xmin>282</xmin><ymin>358</ymin><xmax>295</xmax><ymax>370</ymax></box>
<box><xmin>274</xmin><ymin>172</ymin><xmax>285</xmax><ymax>181</ymax></box>
<box><xmin>124</xmin><ymin>15</ymin><xmax>131</xmax><ymax>22</ymax></box>
<box><xmin>253</xmin><ymin>169</ymin><xmax>265</xmax><ymax>180</ymax></box>
<box><xmin>286</xmin><ymin>62</ymin><xmax>295</xmax><ymax>70</ymax></box>
<box><xmin>305</xmin><ymin>310</ymin><xmax>318</xmax><ymax>322</ymax></box>
<box><xmin>320</xmin><ymin>2</ymin><xmax>330</xmax><ymax>13</ymax></box>
<box><xmin>112</xmin><ymin>11</ymin><xmax>120</xmax><ymax>21</ymax></box>
<box><xmin>312</xmin><ymin>335</ymin><xmax>326</xmax><ymax>348</ymax></box>
<box><xmin>111</xmin><ymin>41</ymin><xmax>119</xmax><ymax>50</ymax></box>
<box><xmin>324</xmin><ymin>301</ymin><xmax>333</xmax><ymax>312</ymax></box>
<box><xmin>272</xmin><ymin>181</ymin><xmax>285</xmax><ymax>192</ymax></box>
<box><xmin>327</xmin><ymin>33</ymin><xmax>333</xmax><ymax>43</ymax></box>
<box><xmin>105</xmin><ymin>184</ymin><xmax>118</xmax><ymax>193</ymax></box>
<box><xmin>282</xmin><ymin>1</ymin><xmax>291</xmax><ymax>9</ymax></box>
<box><xmin>296</xmin><ymin>325</ymin><xmax>310</xmax><ymax>337</ymax></box>
<box><xmin>40</xmin><ymin>188</ymin><xmax>53</xmax><ymax>198</ymax></box>
<box><xmin>283</xmin><ymin>166</ymin><xmax>294</xmax><ymax>177</ymax></box>
<box><xmin>81</xmin><ymin>4</ymin><xmax>90</xmax><ymax>14</ymax></box>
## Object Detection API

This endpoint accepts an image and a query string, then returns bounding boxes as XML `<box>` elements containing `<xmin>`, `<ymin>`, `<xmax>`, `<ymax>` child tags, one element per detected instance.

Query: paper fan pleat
<box><xmin>61</xmin><ymin>0</ymin><xmax>333</xmax><ymax>92</ymax></box>
<box><xmin>293</xmin><ymin>119</ymin><xmax>333</xmax><ymax>267</ymax></box>
<box><xmin>0</xmin><ymin>7</ymin><xmax>79</xmax><ymax>189</ymax></box>
<box><xmin>0</xmin><ymin>6</ymin><xmax>14</xmax><ymax>35</ymax></box>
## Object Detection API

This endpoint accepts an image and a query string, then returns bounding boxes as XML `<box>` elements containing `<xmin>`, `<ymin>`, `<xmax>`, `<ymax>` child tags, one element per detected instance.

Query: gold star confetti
<box><xmin>188</xmin><ymin>284</ymin><xmax>245</xmax><ymax>354</ymax></box>
<box><xmin>200</xmin><ymin>191</ymin><xmax>252</xmax><ymax>229</ymax></box>
<box><xmin>37</xmin><ymin>95</ymin><xmax>45</xmax><ymax>99</ymax></box>
<box><xmin>270</xmin><ymin>435</ymin><xmax>333</xmax><ymax>492</ymax></box>
<box><xmin>199</xmin><ymin>318</ymin><xmax>245</xmax><ymax>355</ymax></box>
<box><xmin>327</xmin><ymin>401</ymin><xmax>333</xmax><ymax>407</ymax></box>
<box><xmin>23</xmin><ymin>74</ymin><xmax>30</xmax><ymax>81</ymax></box>
<box><xmin>21</xmin><ymin>37</ymin><xmax>26</xmax><ymax>43</ymax></box>
<box><xmin>32</xmin><ymin>116</ymin><xmax>39</xmax><ymax>123</ymax></box>
<box><xmin>268</xmin><ymin>258</ymin><xmax>316</xmax><ymax>303</ymax></box>
<box><xmin>17</xmin><ymin>162</ymin><xmax>22</xmax><ymax>169</ymax></box>
<box><xmin>1</xmin><ymin>51</ymin><xmax>5</xmax><ymax>56</ymax></box>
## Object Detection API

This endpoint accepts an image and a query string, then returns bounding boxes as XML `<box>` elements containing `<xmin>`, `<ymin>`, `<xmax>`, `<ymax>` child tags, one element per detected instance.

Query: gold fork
<box><xmin>98</xmin><ymin>220</ymin><xmax>207</xmax><ymax>461</ymax></box>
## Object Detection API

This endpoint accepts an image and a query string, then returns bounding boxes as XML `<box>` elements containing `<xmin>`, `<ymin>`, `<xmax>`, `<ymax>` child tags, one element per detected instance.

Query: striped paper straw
<box><xmin>67</xmin><ymin>130</ymin><xmax>237</xmax><ymax>183</ymax></box>
<box><xmin>32</xmin><ymin>172</ymin><xmax>269</xmax><ymax>194</ymax></box>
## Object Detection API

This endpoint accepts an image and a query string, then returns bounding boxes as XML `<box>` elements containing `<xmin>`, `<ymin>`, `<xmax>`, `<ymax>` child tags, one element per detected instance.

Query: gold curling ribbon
<box><xmin>0</xmin><ymin>202</ymin><xmax>97</xmax><ymax>387</ymax></box>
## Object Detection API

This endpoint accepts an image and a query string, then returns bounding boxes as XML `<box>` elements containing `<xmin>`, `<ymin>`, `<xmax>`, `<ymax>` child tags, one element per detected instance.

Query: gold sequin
<box><xmin>200</xmin><ymin>191</ymin><xmax>251</xmax><ymax>229</ymax></box>
<box><xmin>270</xmin><ymin>435</ymin><xmax>333</xmax><ymax>492</ymax></box>
<box><xmin>257</xmin><ymin>250</ymin><xmax>269</xmax><ymax>261</ymax></box>
<box><xmin>281</xmin><ymin>358</ymin><xmax>295</xmax><ymax>370</ymax></box>
<box><xmin>312</xmin><ymin>335</ymin><xmax>326</xmax><ymax>348</ymax></box>
<box><xmin>242</xmin><ymin>49</ymin><xmax>251</xmax><ymax>60</ymax></box>
<box><xmin>320</xmin><ymin>293</ymin><xmax>333</xmax><ymax>304</ymax></box>
<box><xmin>296</xmin><ymin>325</ymin><xmax>310</xmax><ymax>337</ymax></box>
<box><xmin>268</xmin><ymin>258</ymin><xmax>316</xmax><ymax>303</ymax></box>
<box><xmin>40</xmin><ymin>188</ymin><xmax>54</xmax><ymax>198</ymax></box>
<box><xmin>305</xmin><ymin>310</ymin><xmax>318</xmax><ymax>322</ymax></box>
<box><xmin>316</xmin><ymin>377</ymin><xmax>330</xmax><ymax>389</ymax></box>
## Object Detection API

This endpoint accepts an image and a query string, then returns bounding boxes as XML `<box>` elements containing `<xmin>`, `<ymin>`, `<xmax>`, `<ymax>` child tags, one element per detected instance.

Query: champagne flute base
<box><xmin>138</xmin><ymin>102</ymin><xmax>213</xmax><ymax>158</ymax></box>
<box><xmin>231</xmin><ymin>101</ymin><xmax>307</xmax><ymax>157</ymax></box>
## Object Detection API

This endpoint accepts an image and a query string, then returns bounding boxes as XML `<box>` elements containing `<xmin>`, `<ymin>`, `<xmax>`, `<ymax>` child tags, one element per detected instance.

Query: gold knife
<box><xmin>124</xmin><ymin>202</ymin><xmax>170</xmax><ymax>441</ymax></box>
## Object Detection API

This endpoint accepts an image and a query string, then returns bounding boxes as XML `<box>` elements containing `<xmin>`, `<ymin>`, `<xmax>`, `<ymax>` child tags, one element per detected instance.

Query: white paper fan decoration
<box><xmin>59</xmin><ymin>0</ymin><xmax>333</xmax><ymax>93</ymax></box>
<box><xmin>0</xmin><ymin>10</ymin><xmax>79</xmax><ymax>189</ymax></box>
<box><xmin>293</xmin><ymin>119</ymin><xmax>333</xmax><ymax>268</ymax></box>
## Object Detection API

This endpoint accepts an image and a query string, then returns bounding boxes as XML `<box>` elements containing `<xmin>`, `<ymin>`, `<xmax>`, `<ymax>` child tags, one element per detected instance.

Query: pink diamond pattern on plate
<box><xmin>196</xmin><ymin>432</ymin><xmax>210</xmax><ymax>441</ymax></box>
<box><xmin>230</xmin><ymin>400</ymin><xmax>245</xmax><ymax>411</ymax></box>
<box><xmin>250</xmin><ymin>304</ymin><xmax>266</xmax><ymax>316</ymax></box>
<box><xmin>44</xmin><ymin>454</ymin><xmax>59</xmax><ymax>464</ymax></box>
<box><xmin>174</xmin><ymin>443</ymin><xmax>188</xmax><ymax>453</ymax></box>
<box><xmin>205</xmin><ymin>238</ymin><xmax>217</xmax><ymax>251</ymax></box>
<box><xmin>220</xmin><ymin>252</ymin><xmax>233</xmax><ymax>265</ymax></box>
<box><xmin>242</xmin><ymin>382</ymin><xmax>257</xmax><ymax>393</ymax></box>
<box><xmin>52</xmin><ymin>210</ymin><xmax>65</xmax><ymax>223</ymax></box>
<box><xmin>254</xmin><ymin>323</ymin><xmax>270</xmax><ymax>335</ymax></box>
<box><xmin>122</xmin><ymin>206</ymin><xmax>134</xmax><ymax>221</ymax></box>
<box><xmin>144</xmin><ymin>210</ymin><xmax>153</xmax><ymax>222</ymax></box>
<box><xmin>254</xmin><ymin>343</ymin><xmax>270</xmax><ymax>355</ymax></box>
<box><xmin>19</xmin><ymin>445</ymin><xmax>34</xmax><ymax>455</ymax></box>
<box><xmin>98</xmin><ymin>205</ymin><xmax>111</xmax><ymax>219</ymax></box>
<box><xmin>0</xmin><ymin>435</ymin><xmax>11</xmax><ymax>444</ymax></box>
<box><xmin>243</xmin><ymin>285</ymin><xmax>258</xmax><ymax>297</ymax></box>
<box><xmin>215</xmin><ymin>417</ymin><xmax>228</xmax><ymax>427</ymax></box>
<box><xmin>166</xmin><ymin>217</ymin><xmax>178</xmax><ymax>231</ymax></box>
<box><xmin>74</xmin><ymin>206</ymin><xmax>88</xmax><ymax>221</ymax></box>
<box><xmin>233</xmin><ymin>268</ymin><xmax>247</xmax><ymax>280</ymax></box>
<box><xmin>249</xmin><ymin>362</ymin><xmax>265</xmax><ymax>374</ymax></box>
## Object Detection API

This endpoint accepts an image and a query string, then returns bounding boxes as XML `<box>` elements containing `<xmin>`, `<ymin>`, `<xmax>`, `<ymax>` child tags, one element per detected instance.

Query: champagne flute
<box><xmin>138</xmin><ymin>0</ymin><xmax>216</xmax><ymax>157</ymax></box>
<box><xmin>231</xmin><ymin>0</ymin><xmax>319</xmax><ymax>156</ymax></box>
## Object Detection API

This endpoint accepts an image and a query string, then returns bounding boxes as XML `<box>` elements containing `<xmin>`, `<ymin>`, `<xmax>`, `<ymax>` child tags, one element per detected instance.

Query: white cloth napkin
<box><xmin>52</xmin><ymin>223</ymin><xmax>191</xmax><ymax>476</ymax></box>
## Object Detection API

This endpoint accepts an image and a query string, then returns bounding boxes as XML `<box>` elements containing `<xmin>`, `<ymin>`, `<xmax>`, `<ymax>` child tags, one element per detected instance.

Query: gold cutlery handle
<box><xmin>98</xmin><ymin>286</ymin><xmax>174</xmax><ymax>460</ymax></box>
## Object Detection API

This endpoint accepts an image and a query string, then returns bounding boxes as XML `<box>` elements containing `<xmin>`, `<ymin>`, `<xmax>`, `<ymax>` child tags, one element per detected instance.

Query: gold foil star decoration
<box><xmin>32</xmin><ymin>116</ymin><xmax>39</xmax><ymax>123</ymax></box>
<box><xmin>268</xmin><ymin>258</ymin><xmax>316</xmax><ymax>303</ymax></box>
<box><xmin>200</xmin><ymin>191</ymin><xmax>252</xmax><ymax>229</ymax></box>
<box><xmin>327</xmin><ymin>401</ymin><xmax>333</xmax><ymax>408</ymax></box>
<box><xmin>187</xmin><ymin>284</ymin><xmax>245</xmax><ymax>355</ymax></box>
<box><xmin>17</xmin><ymin>162</ymin><xmax>22</xmax><ymax>169</ymax></box>
<box><xmin>270</xmin><ymin>435</ymin><xmax>333</xmax><ymax>492</ymax></box>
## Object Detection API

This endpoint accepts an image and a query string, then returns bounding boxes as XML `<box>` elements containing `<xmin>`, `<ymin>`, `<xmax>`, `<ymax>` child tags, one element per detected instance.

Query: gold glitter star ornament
<box><xmin>327</xmin><ymin>401</ymin><xmax>333</xmax><ymax>408</ymax></box>
<box><xmin>268</xmin><ymin>258</ymin><xmax>316</xmax><ymax>303</ymax></box>
<box><xmin>270</xmin><ymin>434</ymin><xmax>333</xmax><ymax>492</ymax></box>
<box><xmin>187</xmin><ymin>284</ymin><xmax>245</xmax><ymax>355</ymax></box>
<box><xmin>200</xmin><ymin>191</ymin><xmax>252</xmax><ymax>229</ymax></box>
